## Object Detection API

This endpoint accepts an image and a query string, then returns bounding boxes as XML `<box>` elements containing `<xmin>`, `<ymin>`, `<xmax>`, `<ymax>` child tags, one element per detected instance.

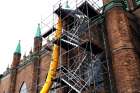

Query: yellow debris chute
<box><xmin>40</xmin><ymin>17</ymin><xmax>62</xmax><ymax>93</ymax></box>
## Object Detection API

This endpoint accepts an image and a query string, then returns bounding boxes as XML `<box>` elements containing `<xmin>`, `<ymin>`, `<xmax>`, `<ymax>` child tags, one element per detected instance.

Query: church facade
<box><xmin>1</xmin><ymin>0</ymin><xmax>140</xmax><ymax>93</ymax></box>
<box><xmin>0</xmin><ymin>24</ymin><xmax>51</xmax><ymax>93</ymax></box>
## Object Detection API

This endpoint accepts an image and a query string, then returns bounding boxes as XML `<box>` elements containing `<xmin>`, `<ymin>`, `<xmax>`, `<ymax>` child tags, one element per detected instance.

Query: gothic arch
<box><xmin>19</xmin><ymin>82</ymin><xmax>28</xmax><ymax>93</ymax></box>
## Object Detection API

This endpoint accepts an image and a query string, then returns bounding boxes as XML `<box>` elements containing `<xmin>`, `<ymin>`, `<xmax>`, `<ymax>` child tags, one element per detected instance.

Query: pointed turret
<box><xmin>65</xmin><ymin>0</ymin><xmax>70</xmax><ymax>9</ymax></box>
<box><xmin>34</xmin><ymin>24</ymin><xmax>42</xmax><ymax>52</ymax></box>
<box><xmin>11</xmin><ymin>41</ymin><xmax>21</xmax><ymax>68</ymax></box>
<box><xmin>15</xmin><ymin>40</ymin><xmax>21</xmax><ymax>54</ymax></box>
<box><xmin>23</xmin><ymin>52</ymin><xmax>26</xmax><ymax>59</ymax></box>
<box><xmin>9</xmin><ymin>41</ymin><xmax>22</xmax><ymax>93</ymax></box>
<box><xmin>6</xmin><ymin>64</ymin><xmax>10</xmax><ymax>71</ymax></box>
<box><xmin>29</xmin><ymin>48</ymin><xmax>33</xmax><ymax>55</ymax></box>
<box><xmin>32</xmin><ymin>24</ymin><xmax>42</xmax><ymax>93</ymax></box>
<box><xmin>35</xmin><ymin>24</ymin><xmax>41</xmax><ymax>38</ymax></box>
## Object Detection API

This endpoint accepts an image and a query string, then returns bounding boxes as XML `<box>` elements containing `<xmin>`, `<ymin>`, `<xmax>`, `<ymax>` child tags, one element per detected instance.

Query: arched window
<box><xmin>19</xmin><ymin>82</ymin><xmax>28</xmax><ymax>93</ymax></box>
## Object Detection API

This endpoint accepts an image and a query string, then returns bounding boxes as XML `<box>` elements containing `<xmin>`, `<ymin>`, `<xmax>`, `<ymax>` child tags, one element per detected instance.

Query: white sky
<box><xmin>0</xmin><ymin>0</ymin><xmax>102</xmax><ymax>74</ymax></box>
<box><xmin>0</xmin><ymin>0</ymin><xmax>60</xmax><ymax>74</ymax></box>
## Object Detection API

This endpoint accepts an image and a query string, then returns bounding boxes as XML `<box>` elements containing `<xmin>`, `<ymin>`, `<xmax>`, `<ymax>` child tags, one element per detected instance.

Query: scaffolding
<box><xmin>45</xmin><ymin>0</ymin><xmax>107</xmax><ymax>93</ymax></box>
<box><xmin>41</xmin><ymin>0</ymin><xmax>130</xmax><ymax>93</ymax></box>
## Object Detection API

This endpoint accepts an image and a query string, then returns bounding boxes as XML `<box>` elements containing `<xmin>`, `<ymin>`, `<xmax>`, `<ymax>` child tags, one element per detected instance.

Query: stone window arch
<box><xmin>19</xmin><ymin>82</ymin><xmax>28</xmax><ymax>93</ymax></box>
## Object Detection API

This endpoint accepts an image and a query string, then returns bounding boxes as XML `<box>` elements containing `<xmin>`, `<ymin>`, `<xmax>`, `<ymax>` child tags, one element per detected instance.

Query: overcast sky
<box><xmin>0</xmin><ymin>0</ymin><xmax>102</xmax><ymax>74</ymax></box>
<box><xmin>0</xmin><ymin>0</ymin><xmax>60</xmax><ymax>74</ymax></box>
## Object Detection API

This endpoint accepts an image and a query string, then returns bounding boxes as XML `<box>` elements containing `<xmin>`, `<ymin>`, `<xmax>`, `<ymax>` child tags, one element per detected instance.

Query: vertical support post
<box><xmin>9</xmin><ymin>41</ymin><xmax>21</xmax><ymax>93</ymax></box>
<box><xmin>31</xmin><ymin>31</ymin><xmax>42</xmax><ymax>93</ymax></box>
<box><xmin>9</xmin><ymin>53</ymin><xmax>21</xmax><ymax>93</ymax></box>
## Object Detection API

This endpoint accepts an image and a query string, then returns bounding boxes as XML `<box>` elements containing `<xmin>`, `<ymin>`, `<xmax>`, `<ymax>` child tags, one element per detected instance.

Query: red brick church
<box><xmin>0</xmin><ymin>0</ymin><xmax>140</xmax><ymax>93</ymax></box>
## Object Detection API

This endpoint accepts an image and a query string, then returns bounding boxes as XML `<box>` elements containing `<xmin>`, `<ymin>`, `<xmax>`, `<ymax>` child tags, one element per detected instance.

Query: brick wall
<box><xmin>39</xmin><ymin>52</ymin><xmax>51</xmax><ymax>90</ymax></box>
<box><xmin>14</xmin><ymin>63</ymin><xmax>34</xmax><ymax>93</ymax></box>
<box><xmin>0</xmin><ymin>50</ymin><xmax>51</xmax><ymax>93</ymax></box>
<box><xmin>105</xmin><ymin>7</ymin><xmax>140</xmax><ymax>93</ymax></box>
<box><xmin>0</xmin><ymin>74</ymin><xmax>11</xmax><ymax>93</ymax></box>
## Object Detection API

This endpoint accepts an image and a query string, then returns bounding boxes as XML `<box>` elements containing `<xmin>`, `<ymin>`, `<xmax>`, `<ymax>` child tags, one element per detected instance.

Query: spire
<box><xmin>6</xmin><ymin>64</ymin><xmax>9</xmax><ymax>70</ymax></box>
<box><xmin>29</xmin><ymin>48</ymin><xmax>33</xmax><ymax>55</ymax></box>
<box><xmin>23</xmin><ymin>52</ymin><xmax>26</xmax><ymax>59</ymax></box>
<box><xmin>35</xmin><ymin>24</ymin><xmax>41</xmax><ymax>37</ymax></box>
<box><xmin>15</xmin><ymin>40</ymin><xmax>21</xmax><ymax>54</ymax></box>
<box><xmin>65</xmin><ymin>0</ymin><xmax>70</xmax><ymax>8</ymax></box>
